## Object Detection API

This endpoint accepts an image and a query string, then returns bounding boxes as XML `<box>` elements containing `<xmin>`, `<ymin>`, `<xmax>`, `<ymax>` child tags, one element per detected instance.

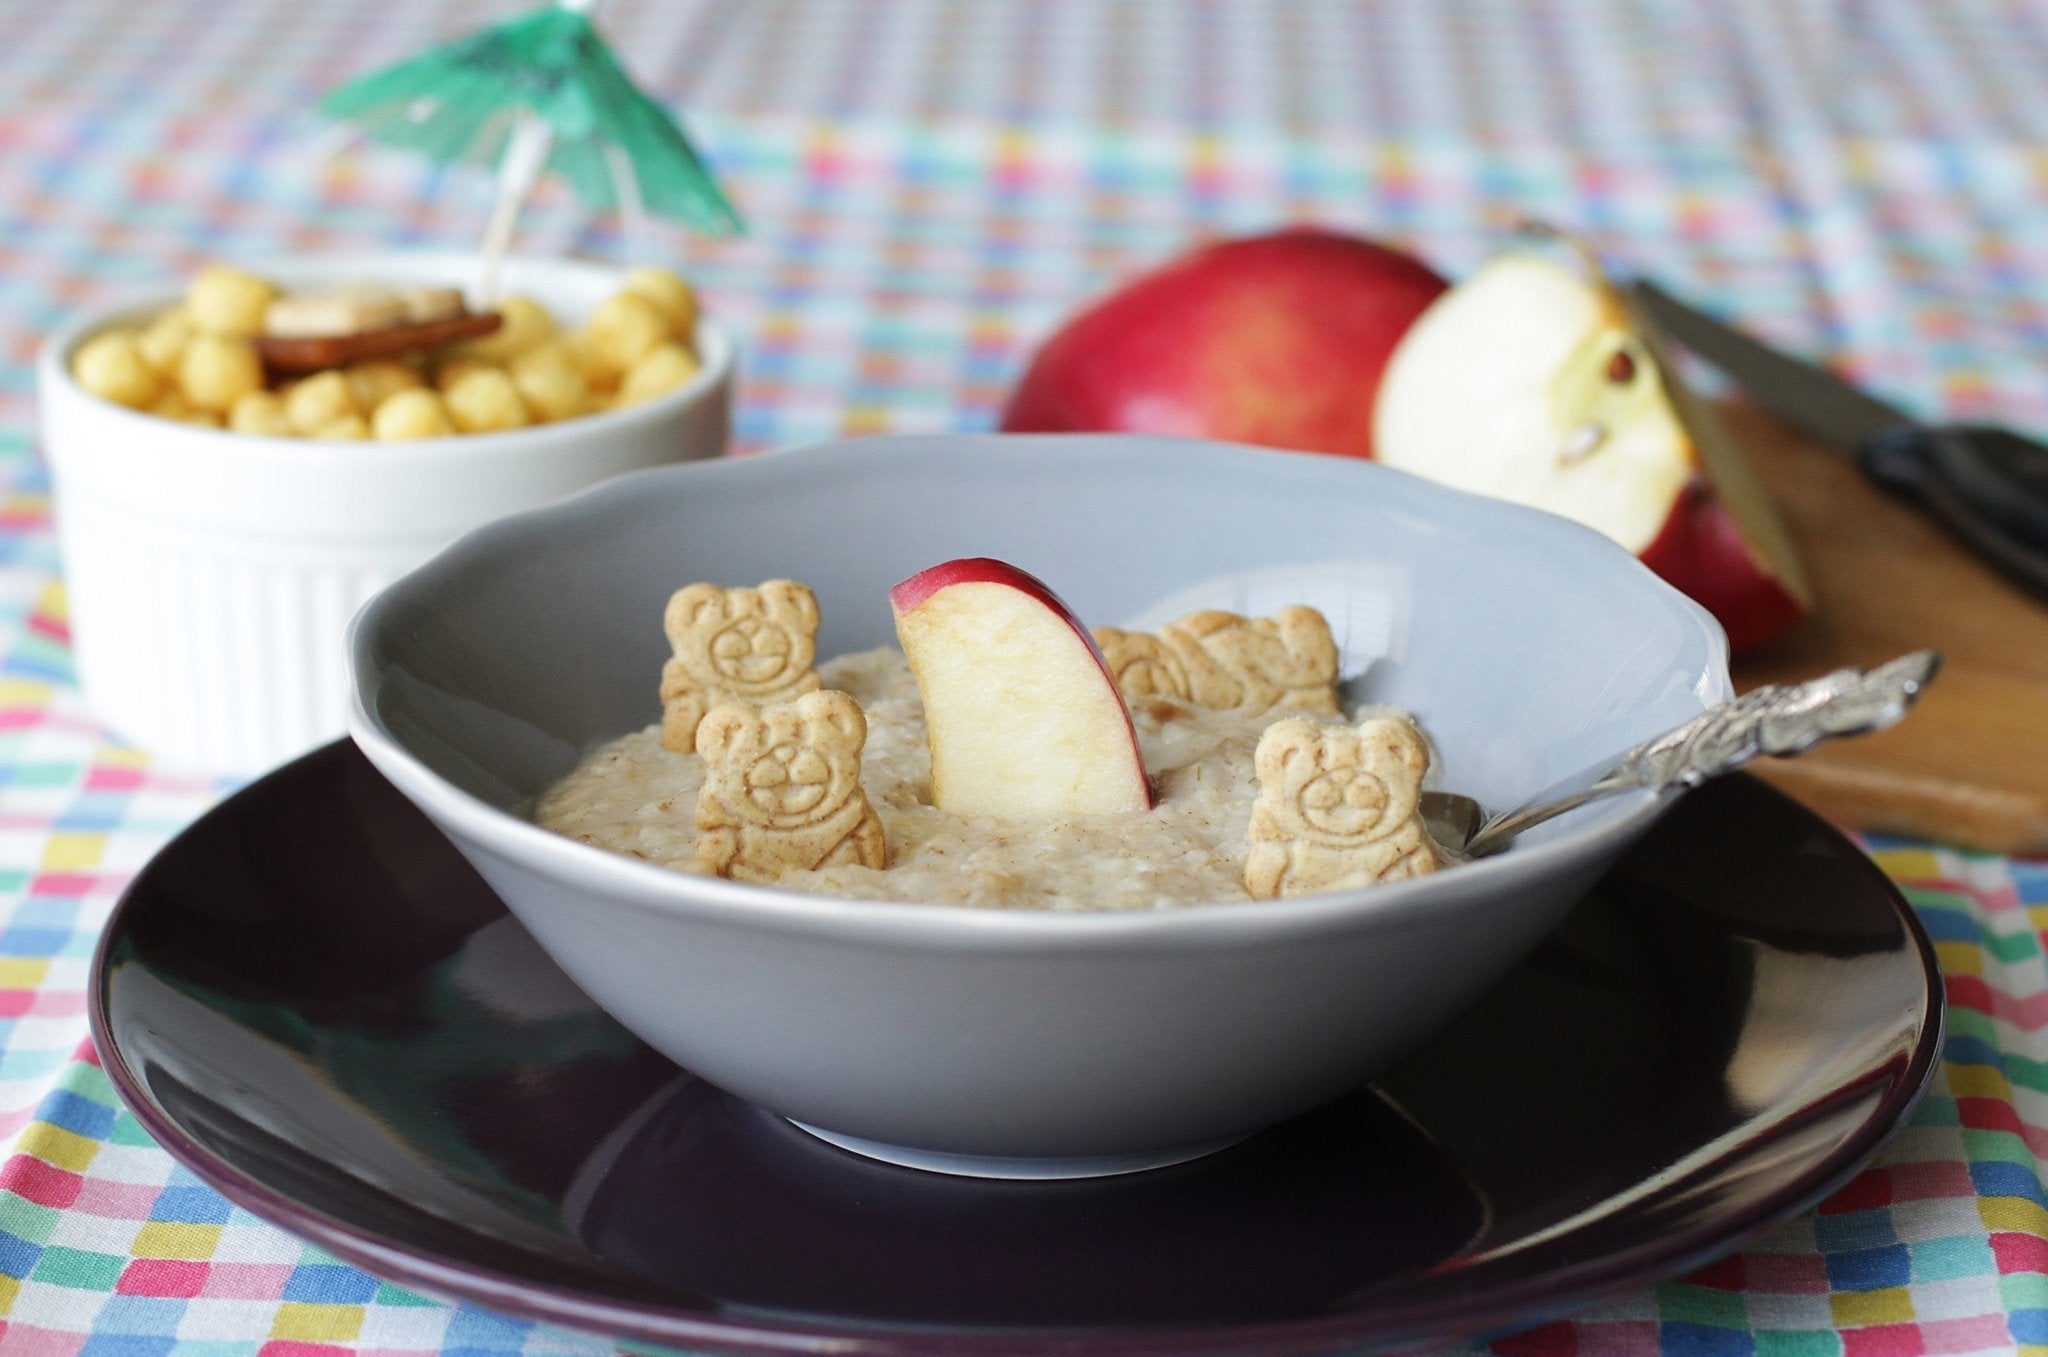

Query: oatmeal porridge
<box><xmin>534</xmin><ymin>645</ymin><xmax>1372</xmax><ymax>910</ymax></box>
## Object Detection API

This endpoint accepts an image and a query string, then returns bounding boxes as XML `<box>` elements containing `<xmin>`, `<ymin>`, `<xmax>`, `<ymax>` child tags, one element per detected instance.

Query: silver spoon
<box><xmin>1420</xmin><ymin>650</ymin><xmax>1942</xmax><ymax>861</ymax></box>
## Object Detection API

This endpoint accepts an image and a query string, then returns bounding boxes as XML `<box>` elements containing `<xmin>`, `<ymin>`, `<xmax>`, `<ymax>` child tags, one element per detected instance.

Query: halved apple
<box><xmin>890</xmin><ymin>558</ymin><xmax>1154</xmax><ymax>818</ymax></box>
<box><xmin>1371</xmin><ymin>248</ymin><xmax>1811</xmax><ymax>652</ymax></box>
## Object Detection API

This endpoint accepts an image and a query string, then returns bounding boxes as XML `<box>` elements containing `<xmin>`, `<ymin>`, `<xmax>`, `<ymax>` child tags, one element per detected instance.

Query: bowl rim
<box><xmin>348</xmin><ymin>433</ymin><xmax>1736</xmax><ymax>944</ymax></box>
<box><xmin>36</xmin><ymin>250</ymin><xmax>734</xmax><ymax>468</ymax></box>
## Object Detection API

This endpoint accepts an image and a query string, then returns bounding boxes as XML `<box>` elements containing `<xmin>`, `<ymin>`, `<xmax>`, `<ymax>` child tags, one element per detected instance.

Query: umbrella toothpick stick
<box><xmin>478</xmin><ymin>110</ymin><xmax>555</xmax><ymax>304</ymax></box>
<box><xmin>603</xmin><ymin>141</ymin><xmax>648</xmax><ymax>267</ymax></box>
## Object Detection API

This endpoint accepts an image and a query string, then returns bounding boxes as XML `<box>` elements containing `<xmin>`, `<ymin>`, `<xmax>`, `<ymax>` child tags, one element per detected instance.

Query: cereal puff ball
<box><xmin>70</xmin><ymin>331</ymin><xmax>162</xmax><ymax>409</ymax></box>
<box><xmin>227</xmin><ymin>390</ymin><xmax>292</xmax><ymax>436</ymax></box>
<box><xmin>178</xmin><ymin>335</ymin><xmax>265</xmax><ymax>413</ymax></box>
<box><xmin>617</xmin><ymin>342</ymin><xmax>702</xmax><ymax>407</ymax></box>
<box><xmin>138</xmin><ymin>307</ymin><xmax>195</xmax><ymax>374</ymax></box>
<box><xmin>186</xmin><ymin>265</ymin><xmax>279</xmax><ymax>338</ymax></box>
<box><xmin>509</xmin><ymin>342</ymin><xmax>595</xmax><ymax>422</ymax></box>
<box><xmin>443</xmin><ymin>367</ymin><xmax>532</xmax><ymax>433</ymax></box>
<box><xmin>371</xmin><ymin>388</ymin><xmax>456</xmax><ymax>440</ymax></box>
<box><xmin>622</xmin><ymin>266</ymin><xmax>699</xmax><ymax>339</ymax></box>
<box><xmin>465</xmin><ymin>294</ymin><xmax>556</xmax><ymax>361</ymax></box>
<box><xmin>284</xmin><ymin>371</ymin><xmax>358</xmax><ymax>435</ymax></box>
<box><xmin>586</xmin><ymin>291</ymin><xmax>673</xmax><ymax>379</ymax></box>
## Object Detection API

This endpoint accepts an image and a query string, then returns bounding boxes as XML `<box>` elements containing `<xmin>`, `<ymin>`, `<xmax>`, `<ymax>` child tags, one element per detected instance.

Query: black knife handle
<box><xmin>1858</xmin><ymin>424</ymin><xmax>2048</xmax><ymax>601</ymax></box>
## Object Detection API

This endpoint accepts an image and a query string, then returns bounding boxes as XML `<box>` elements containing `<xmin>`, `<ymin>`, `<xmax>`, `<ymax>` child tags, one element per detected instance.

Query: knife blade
<box><xmin>1629</xmin><ymin>279</ymin><xmax>2048</xmax><ymax>601</ymax></box>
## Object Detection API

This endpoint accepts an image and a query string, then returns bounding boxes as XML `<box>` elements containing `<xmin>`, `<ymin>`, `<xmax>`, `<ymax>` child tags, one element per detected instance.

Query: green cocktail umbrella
<box><xmin>319</xmin><ymin>0</ymin><xmax>742</xmax><ymax>296</ymax></box>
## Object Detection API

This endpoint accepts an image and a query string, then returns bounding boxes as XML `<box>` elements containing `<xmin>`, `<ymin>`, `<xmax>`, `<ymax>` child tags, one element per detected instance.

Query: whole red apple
<box><xmin>999</xmin><ymin>227</ymin><xmax>1450</xmax><ymax>459</ymax></box>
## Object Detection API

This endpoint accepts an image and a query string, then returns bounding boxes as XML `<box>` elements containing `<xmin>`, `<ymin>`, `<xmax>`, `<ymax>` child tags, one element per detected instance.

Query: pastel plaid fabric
<box><xmin>1</xmin><ymin>1</ymin><xmax>2046</xmax><ymax>1352</ymax></box>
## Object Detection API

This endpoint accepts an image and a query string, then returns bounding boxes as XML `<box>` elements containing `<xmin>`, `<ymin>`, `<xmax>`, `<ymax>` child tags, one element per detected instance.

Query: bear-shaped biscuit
<box><xmin>1243</xmin><ymin>714</ymin><xmax>1439</xmax><ymax>899</ymax></box>
<box><xmin>692</xmin><ymin>689</ymin><xmax>887</xmax><ymax>884</ymax></box>
<box><xmin>1093</xmin><ymin>606</ymin><xmax>1340</xmax><ymax>718</ymax></box>
<box><xmin>661</xmin><ymin>579</ymin><xmax>822</xmax><ymax>753</ymax></box>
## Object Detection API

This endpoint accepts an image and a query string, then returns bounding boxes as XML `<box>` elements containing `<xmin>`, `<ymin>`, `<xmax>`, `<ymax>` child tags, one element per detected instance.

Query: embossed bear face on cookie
<box><xmin>698</xmin><ymin>690</ymin><xmax>869</xmax><ymax>831</ymax></box>
<box><xmin>1094</xmin><ymin>605</ymin><xmax>1340</xmax><ymax>718</ymax></box>
<box><xmin>1257</xmin><ymin>716</ymin><xmax>1428</xmax><ymax>842</ymax></box>
<box><xmin>667</xmin><ymin>580</ymin><xmax>820</xmax><ymax>696</ymax></box>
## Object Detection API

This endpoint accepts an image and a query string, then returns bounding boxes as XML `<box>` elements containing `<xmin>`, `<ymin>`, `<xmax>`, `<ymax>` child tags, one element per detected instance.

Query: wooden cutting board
<box><xmin>1718</xmin><ymin>400</ymin><xmax>2048</xmax><ymax>856</ymax></box>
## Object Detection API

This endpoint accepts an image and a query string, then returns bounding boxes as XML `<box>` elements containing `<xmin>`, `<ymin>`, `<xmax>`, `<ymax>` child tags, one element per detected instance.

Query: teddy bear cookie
<box><xmin>691</xmin><ymin>689</ymin><xmax>888</xmax><ymax>884</ymax></box>
<box><xmin>1243</xmin><ymin>713</ymin><xmax>1439</xmax><ymax>899</ymax></box>
<box><xmin>661</xmin><ymin>579</ymin><xmax>823</xmax><ymax>753</ymax></box>
<box><xmin>1093</xmin><ymin>605</ymin><xmax>1341</xmax><ymax>718</ymax></box>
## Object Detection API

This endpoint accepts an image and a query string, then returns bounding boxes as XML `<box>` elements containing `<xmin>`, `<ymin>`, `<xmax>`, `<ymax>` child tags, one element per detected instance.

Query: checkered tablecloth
<box><xmin>2</xmin><ymin>1</ymin><xmax>2048</xmax><ymax>1352</ymax></box>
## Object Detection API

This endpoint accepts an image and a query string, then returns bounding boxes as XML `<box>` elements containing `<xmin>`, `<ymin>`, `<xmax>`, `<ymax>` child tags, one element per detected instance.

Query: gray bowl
<box><xmin>348</xmin><ymin>433</ymin><xmax>1731</xmax><ymax>1178</ymax></box>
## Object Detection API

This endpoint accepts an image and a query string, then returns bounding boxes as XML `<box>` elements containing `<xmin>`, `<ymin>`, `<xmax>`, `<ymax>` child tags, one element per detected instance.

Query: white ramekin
<box><xmin>38</xmin><ymin>252</ymin><xmax>736</xmax><ymax>777</ymax></box>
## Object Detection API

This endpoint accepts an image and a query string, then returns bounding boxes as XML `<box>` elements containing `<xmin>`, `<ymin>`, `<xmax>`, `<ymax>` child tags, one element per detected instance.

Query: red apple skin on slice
<box><xmin>1633</xmin><ymin>313</ymin><xmax>1814</xmax><ymax>653</ymax></box>
<box><xmin>890</xmin><ymin>558</ymin><xmax>1154</xmax><ymax>819</ymax></box>
<box><xmin>1638</xmin><ymin>483</ymin><xmax>1809</xmax><ymax>653</ymax></box>
<box><xmin>999</xmin><ymin>227</ymin><xmax>1449</xmax><ymax>459</ymax></box>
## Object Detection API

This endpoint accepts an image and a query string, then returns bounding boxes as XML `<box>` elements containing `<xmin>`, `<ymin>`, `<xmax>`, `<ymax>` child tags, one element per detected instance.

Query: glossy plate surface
<box><xmin>91</xmin><ymin>741</ymin><xmax>1941</xmax><ymax>1356</ymax></box>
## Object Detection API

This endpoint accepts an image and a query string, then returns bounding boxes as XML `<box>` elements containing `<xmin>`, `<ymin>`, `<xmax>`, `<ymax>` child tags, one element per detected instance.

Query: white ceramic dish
<box><xmin>39</xmin><ymin>252</ymin><xmax>735</xmax><ymax>777</ymax></box>
<box><xmin>348</xmin><ymin>433</ymin><xmax>1733</xmax><ymax>1178</ymax></box>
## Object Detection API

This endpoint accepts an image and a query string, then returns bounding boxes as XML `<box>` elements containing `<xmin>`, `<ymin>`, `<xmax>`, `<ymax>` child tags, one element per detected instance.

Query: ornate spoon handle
<box><xmin>1462</xmin><ymin>650</ymin><xmax>1942</xmax><ymax>858</ymax></box>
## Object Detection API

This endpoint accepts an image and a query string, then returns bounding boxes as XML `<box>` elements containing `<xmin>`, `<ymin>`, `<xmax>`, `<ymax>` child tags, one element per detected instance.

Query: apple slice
<box><xmin>890</xmin><ymin>558</ymin><xmax>1154</xmax><ymax>818</ymax></box>
<box><xmin>1371</xmin><ymin>247</ymin><xmax>1812</xmax><ymax>652</ymax></box>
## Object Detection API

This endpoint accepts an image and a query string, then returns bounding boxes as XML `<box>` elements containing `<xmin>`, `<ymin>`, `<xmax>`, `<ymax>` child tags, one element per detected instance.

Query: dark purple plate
<box><xmin>90</xmin><ymin>741</ymin><xmax>1941</xmax><ymax>1356</ymax></box>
